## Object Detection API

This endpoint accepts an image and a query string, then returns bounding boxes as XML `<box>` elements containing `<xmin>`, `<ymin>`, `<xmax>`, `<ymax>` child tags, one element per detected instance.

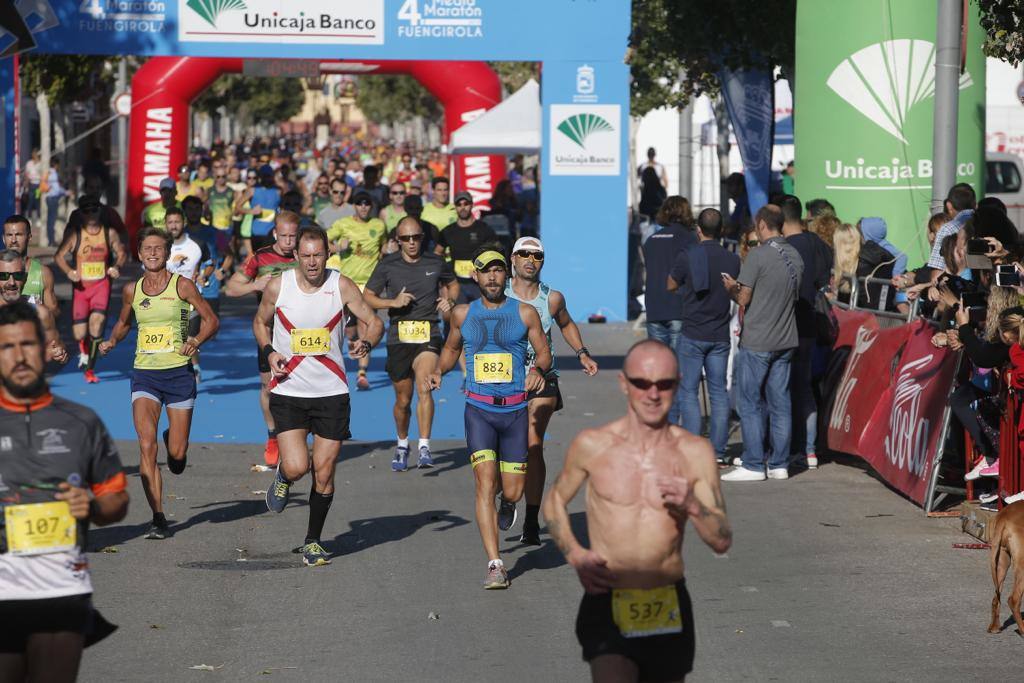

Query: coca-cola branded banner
<box><xmin>827</xmin><ymin>313</ymin><xmax>958</xmax><ymax>506</ymax></box>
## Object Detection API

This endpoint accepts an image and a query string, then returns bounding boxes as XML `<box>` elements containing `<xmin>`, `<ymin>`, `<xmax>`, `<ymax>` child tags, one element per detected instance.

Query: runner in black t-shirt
<box><xmin>364</xmin><ymin>216</ymin><xmax>458</xmax><ymax>471</ymax></box>
<box><xmin>435</xmin><ymin>191</ymin><xmax>496</xmax><ymax>304</ymax></box>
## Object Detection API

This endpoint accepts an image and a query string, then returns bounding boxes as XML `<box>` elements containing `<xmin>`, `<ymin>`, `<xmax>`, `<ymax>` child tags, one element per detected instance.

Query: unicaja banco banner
<box><xmin>794</xmin><ymin>0</ymin><xmax>985</xmax><ymax>264</ymax></box>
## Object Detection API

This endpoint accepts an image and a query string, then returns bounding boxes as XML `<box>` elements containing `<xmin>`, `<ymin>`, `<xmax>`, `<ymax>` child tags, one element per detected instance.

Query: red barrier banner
<box><xmin>827</xmin><ymin>313</ymin><xmax>959</xmax><ymax>506</ymax></box>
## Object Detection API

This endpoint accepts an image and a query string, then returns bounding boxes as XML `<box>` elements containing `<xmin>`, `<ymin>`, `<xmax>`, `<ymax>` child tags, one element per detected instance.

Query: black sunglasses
<box><xmin>514</xmin><ymin>250</ymin><xmax>544</xmax><ymax>261</ymax></box>
<box><xmin>354</xmin><ymin>200</ymin><xmax>372</xmax><ymax>206</ymax></box>
<box><xmin>246</xmin><ymin>175</ymin><xmax>257</xmax><ymax>181</ymax></box>
<box><xmin>0</xmin><ymin>271</ymin><xmax>28</xmax><ymax>282</ymax></box>
<box><xmin>391</xmin><ymin>190</ymin><xmax>406</xmax><ymax>196</ymax></box>
<box><xmin>624</xmin><ymin>376</ymin><xmax>678</xmax><ymax>391</ymax></box>
<box><xmin>397</xmin><ymin>233</ymin><xmax>424</xmax><ymax>243</ymax></box>
<box><xmin>331</xmin><ymin>190</ymin><xmax>345</xmax><ymax>195</ymax></box>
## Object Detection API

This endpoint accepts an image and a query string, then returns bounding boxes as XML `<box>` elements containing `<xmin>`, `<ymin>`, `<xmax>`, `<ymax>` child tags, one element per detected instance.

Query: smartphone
<box><xmin>967</xmin><ymin>238</ymin><xmax>990</xmax><ymax>255</ymax></box>
<box><xmin>962</xmin><ymin>291</ymin><xmax>987</xmax><ymax>308</ymax></box>
<box><xmin>996</xmin><ymin>267</ymin><xmax>1021</xmax><ymax>287</ymax></box>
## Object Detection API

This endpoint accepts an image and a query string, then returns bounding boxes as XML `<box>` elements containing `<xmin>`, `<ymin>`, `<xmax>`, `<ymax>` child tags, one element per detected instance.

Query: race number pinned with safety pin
<box><xmin>397</xmin><ymin>320</ymin><xmax>430</xmax><ymax>344</ymax></box>
<box><xmin>290</xmin><ymin>328</ymin><xmax>331</xmax><ymax>356</ymax></box>
<box><xmin>80</xmin><ymin>262</ymin><xmax>106</xmax><ymax>280</ymax></box>
<box><xmin>138</xmin><ymin>324</ymin><xmax>175</xmax><ymax>354</ymax></box>
<box><xmin>611</xmin><ymin>586</ymin><xmax>683</xmax><ymax>638</ymax></box>
<box><xmin>474</xmin><ymin>353</ymin><xmax>512</xmax><ymax>383</ymax></box>
<box><xmin>4</xmin><ymin>501</ymin><xmax>77</xmax><ymax>556</ymax></box>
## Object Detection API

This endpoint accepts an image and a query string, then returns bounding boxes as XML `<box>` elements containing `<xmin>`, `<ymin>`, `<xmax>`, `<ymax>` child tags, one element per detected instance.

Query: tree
<box><xmin>354</xmin><ymin>75</ymin><xmax>442</xmax><ymax>125</ymax></box>
<box><xmin>193</xmin><ymin>75</ymin><xmax>304</xmax><ymax>130</ymax></box>
<box><xmin>978</xmin><ymin>0</ymin><xmax>1024</xmax><ymax>66</ymax></box>
<box><xmin>628</xmin><ymin>0</ymin><xmax>796</xmax><ymax>115</ymax></box>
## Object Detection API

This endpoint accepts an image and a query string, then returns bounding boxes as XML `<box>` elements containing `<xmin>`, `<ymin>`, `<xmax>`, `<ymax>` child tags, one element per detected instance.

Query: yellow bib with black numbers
<box><xmin>454</xmin><ymin>259</ymin><xmax>474</xmax><ymax>278</ymax></box>
<box><xmin>4</xmin><ymin>501</ymin><xmax>77</xmax><ymax>556</ymax></box>
<box><xmin>138</xmin><ymin>324</ymin><xmax>175</xmax><ymax>354</ymax></box>
<box><xmin>291</xmin><ymin>328</ymin><xmax>330</xmax><ymax>355</ymax></box>
<box><xmin>397</xmin><ymin>320</ymin><xmax>430</xmax><ymax>344</ymax></box>
<box><xmin>81</xmin><ymin>261</ymin><xmax>105</xmax><ymax>280</ymax></box>
<box><xmin>611</xmin><ymin>586</ymin><xmax>683</xmax><ymax>638</ymax></box>
<box><xmin>474</xmin><ymin>352</ymin><xmax>512</xmax><ymax>384</ymax></box>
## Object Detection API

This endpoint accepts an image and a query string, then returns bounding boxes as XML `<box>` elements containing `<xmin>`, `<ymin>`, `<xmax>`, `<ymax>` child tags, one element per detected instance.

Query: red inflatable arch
<box><xmin>126</xmin><ymin>57</ymin><xmax>504</xmax><ymax>242</ymax></box>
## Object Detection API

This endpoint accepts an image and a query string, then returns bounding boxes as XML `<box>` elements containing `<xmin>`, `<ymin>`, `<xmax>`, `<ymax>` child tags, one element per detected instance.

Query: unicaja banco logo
<box><xmin>187</xmin><ymin>0</ymin><xmax>247</xmax><ymax>27</ymax></box>
<box><xmin>827</xmin><ymin>39</ymin><xmax>972</xmax><ymax>144</ymax></box>
<box><xmin>557</xmin><ymin>113</ymin><xmax>614</xmax><ymax>149</ymax></box>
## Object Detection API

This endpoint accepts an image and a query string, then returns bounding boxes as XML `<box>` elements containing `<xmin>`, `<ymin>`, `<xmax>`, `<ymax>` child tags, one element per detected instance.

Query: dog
<box><xmin>988</xmin><ymin>501</ymin><xmax>1024</xmax><ymax>635</ymax></box>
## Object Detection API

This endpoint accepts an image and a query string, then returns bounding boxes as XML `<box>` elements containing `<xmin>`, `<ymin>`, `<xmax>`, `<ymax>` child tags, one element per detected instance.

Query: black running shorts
<box><xmin>575</xmin><ymin>579</ymin><xmax>696</xmax><ymax>682</ymax></box>
<box><xmin>385</xmin><ymin>337</ymin><xmax>442</xmax><ymax>382</ymax></box>
<box><xmin>269</xmin><ymin>393</ymin><xmax>351</xmax><ymax>441</ymax></box>
<box><xmin>527</xmin><ymin>374</ymin><xmax>563</xmax><ymax>412</ymax></box>
<box><xmin>0</xmin><ymin>594</ymin><xmax>92</xmax><ymax>653</ymax></box>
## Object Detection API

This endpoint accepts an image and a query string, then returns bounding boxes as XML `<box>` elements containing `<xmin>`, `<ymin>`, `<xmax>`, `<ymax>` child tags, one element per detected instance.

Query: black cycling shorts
<box><xmin>527</xmin><ymin>374</ymin><xmax>563</xmax><ymax>412</ymax></box>
<box><xmin>575</xmin><ymin>579</ymin><xmax>695</xmax><ymax>682</ymax></box>
<box><xmin>269</xmin><ymin>393</ymin><xmax>351</xmax><ymax>441</ymax></box>
<box><xmin>385</xmin><ymin>338</ymin><xmax>442</xmax><ymax>382</ymax></box>
<box><xmin>0</xmin><ymin>594</ymin><xmax>92</xmax><ymax>652</ymax></box>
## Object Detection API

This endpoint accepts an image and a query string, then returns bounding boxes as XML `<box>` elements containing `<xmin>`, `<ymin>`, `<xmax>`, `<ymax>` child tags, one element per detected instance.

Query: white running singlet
<box><xmin>270</xmin><ymin>269</ymin><xmax>349</xmax><ymax>398</ymax></box>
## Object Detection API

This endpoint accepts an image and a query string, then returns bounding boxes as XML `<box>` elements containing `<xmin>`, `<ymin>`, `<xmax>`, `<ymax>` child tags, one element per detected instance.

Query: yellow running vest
<box><xmin>132</xmin><ymin>274</ymin><xmax>191</xmax><ymax>370</ymax></box>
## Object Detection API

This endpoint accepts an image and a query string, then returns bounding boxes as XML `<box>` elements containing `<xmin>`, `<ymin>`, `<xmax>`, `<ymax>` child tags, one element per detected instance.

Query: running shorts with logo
<box><xmin>465</xmin><ymin>403</ymin><xmax>528</xmax><ymax>473</ymax></box>
<box><xmin>575</xmin><ymin>579</ymin><xmax>696</xmax><ymax>682</ymax></box>
<box><xmin>130</xmin><ymin>364</ymin><xmax>197</xmax><ymax>409</ymax></box>
<box><xmin>527</xmin><ymin>374</ymin><xmax>564</xmax><ymax>411</ymax></box>
<box><xmin>71</xmin><ymin>279</ymin><xmax>111</xmax><ymax>324</ymax></box>
<box><xmin>130</xmin><ymin>273</ymin><xmax>195</xmax><ymax>409</ymax></box>
<box><xmin>386</xmin><ymin>330</ymin><xmax>443</xmax><ymax>382</ymax></box>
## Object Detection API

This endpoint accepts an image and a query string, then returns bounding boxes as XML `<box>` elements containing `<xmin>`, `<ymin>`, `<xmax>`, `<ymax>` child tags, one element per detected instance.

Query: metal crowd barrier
<box><xmin>832</xmin><ymin>274</ymin><xmax>920</xmax><ymax>327</ymax></box>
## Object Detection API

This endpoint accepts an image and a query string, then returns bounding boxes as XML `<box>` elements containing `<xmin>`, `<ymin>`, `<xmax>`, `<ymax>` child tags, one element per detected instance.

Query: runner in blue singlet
<box><xmin>427</xmin><ymin>245</ymin><xmax>550</xmax><ymax>589</ymax></box>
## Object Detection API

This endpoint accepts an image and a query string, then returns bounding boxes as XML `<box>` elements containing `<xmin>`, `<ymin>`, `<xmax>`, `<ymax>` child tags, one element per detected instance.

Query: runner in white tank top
<box><xmin>253</xmin><ymin>227</ymin><xmax>384</xmax><ymax>567</ymax></box>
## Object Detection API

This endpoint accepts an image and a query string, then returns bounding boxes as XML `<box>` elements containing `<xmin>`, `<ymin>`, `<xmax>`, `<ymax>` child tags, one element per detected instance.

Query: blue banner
<box><xmin>719</xmin><ymin>67</ymin><xmax>774</xmax><ymax>216</ymax></box>
<box><xmin>0</xmin><ymin>58</ymin><xmax>13</xmax><ymax>223</ymax></box>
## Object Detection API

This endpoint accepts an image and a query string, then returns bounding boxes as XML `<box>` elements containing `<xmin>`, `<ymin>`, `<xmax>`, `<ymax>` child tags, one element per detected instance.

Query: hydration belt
<box><xmin>464</xmin><ymin>390</ymin><xmax>527</xmax><ymax>407</ymax></box>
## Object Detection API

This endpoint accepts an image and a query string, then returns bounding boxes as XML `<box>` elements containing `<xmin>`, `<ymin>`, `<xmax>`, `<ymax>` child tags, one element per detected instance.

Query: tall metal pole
<box><xmin>116</xmin><ymin>60</ymin><xmax>127</xmax><ymax>217</ymax></box>
<box><xmin>930</xmin><ymin>0</ymin><xmax>962</xmax><ymax>215</ymax></box>
<box><xmin>678</xmin><ymin>98</ymin><xmax>693</xmax><ymax>200</ymax></box>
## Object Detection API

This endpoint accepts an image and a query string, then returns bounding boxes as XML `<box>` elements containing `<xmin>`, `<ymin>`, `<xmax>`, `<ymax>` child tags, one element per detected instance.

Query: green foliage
<box><xmin>629</xmin><ymin>0</ymin><xmax>796</xmax><ymax>115</ymax></box>
<box><xmin>490</xmin><ymin>62</ymin><xmax>538</xmax><ymax>92</ymax></box>
<box><xmin>978</xmin><ymin>0</ymin><xmax>1024</xmax><ymax>66</ymax></box>
<box><xmin>193</xmin><ymin>75</ymin><xmax>304</xmax><ymax>125</ymax></box>
<box><xmin>355</xmin><ymin>75</ymin><xmax>442</xmax><ymax>125</ymax></box>
<box><xmin>19</xmin><ymin>54</ymin><xmax>115</xmax><ymax>103</ymax></box>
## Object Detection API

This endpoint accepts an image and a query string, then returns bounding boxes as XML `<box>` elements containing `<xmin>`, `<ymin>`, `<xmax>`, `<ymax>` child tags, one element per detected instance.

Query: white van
<box><xmin>986</xmin><ymin>152</ymin><xmax>1024</xmax><ymax>230</ymax></box>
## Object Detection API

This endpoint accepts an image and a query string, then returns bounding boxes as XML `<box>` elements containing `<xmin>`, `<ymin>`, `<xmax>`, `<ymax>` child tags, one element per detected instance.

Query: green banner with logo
<box><xmin>795</xmin><ymin>0</ymin><xmax>985</xmax><ymax>265</ymax></box>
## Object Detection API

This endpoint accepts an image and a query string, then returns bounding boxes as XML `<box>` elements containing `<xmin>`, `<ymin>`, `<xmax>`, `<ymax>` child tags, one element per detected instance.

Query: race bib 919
<box><xmin>81</xmin><ymin>262</ymin><xmax>106</xmax><ymax>280</ymax></box>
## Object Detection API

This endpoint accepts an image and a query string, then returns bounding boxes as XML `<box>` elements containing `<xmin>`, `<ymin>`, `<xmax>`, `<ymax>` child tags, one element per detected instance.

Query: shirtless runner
<box><xmin>544</xmin><ymin>339</ymin><xmax>731</xmax><ymax>682</ymax></box>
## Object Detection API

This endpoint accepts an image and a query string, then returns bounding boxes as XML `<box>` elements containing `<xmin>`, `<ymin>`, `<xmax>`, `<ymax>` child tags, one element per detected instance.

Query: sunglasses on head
<box><xmin>397</xmin><ymin>233</ymin><xmax>424</xmax><ymax>243</ymax></box>
<box><xmin>624</xmin><ymin>376</ymin><xmax>678</xmax><ymax>391</ymax></box>
<box><xmin>0</xmin><ymin>271</ymin><xmax>27</xmax><ymax>282</ymax></box>
<box><xmin>514</xmin><ymin>250</ymin><xmax>544</xmax><ymax>262</ymax></box>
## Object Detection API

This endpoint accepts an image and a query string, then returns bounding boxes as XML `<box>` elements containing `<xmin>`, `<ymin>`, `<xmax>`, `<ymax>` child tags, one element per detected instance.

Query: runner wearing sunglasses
<box><xmin>426</xmin><ymin>246</ymin><xmax>549</xmax><ymax>589</ymax></box>
<box><xmin>326</xmin><ymin>190</ymin><xmax>387</xmax><ymax>391</ymax></box>
<box><xmin>506</xmin><ymin>237</ymin><xmax>598</xmax><ymax>545</ymax></box>
<box><xmin>435</xmin><ymin>191</ymin><xmax>496</xmax><ymax>304</ymax></box>
<box><xmin>544</xmin><ymin>339</ymin><xmax>730</xmax><ymax>681</ymax></box>
<box><xmin>380</xmin><ymin>182</ymin><xmax>408</xmax><ymax>233</ymax></box>
<box><xmin>0</xmin><ymin>250</ymin><xmax>68</xmax><ymax>364</ymax></box>
<box><xmin>363</xmin><ymin>217</ymin><xmax>457</xmax><ymax>471</ymax></box>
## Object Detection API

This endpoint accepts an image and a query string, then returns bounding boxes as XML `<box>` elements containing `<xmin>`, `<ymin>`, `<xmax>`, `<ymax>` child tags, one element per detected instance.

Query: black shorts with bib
<box><xmin>269</xmin><ymin>393</ymin><xmax>351</xmax><ymax>441</ymax></box>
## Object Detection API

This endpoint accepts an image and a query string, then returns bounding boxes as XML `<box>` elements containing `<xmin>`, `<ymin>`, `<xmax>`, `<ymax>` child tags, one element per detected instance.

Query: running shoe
<box><xmin>417</xmin><ymin>445</ymin><xmax>434</xmax><ymax>468</ymax></box>
<box><xmin>77</xmin><ymin>352</ymin><xmax>88</xmax><ymax>369</ymax></box>
<box><xmin>965</xmin><ymin>460</ymin><xmax>987</xmax><ymax>481</ymax></box>
<box><xmin>392</xmin><ymin>445</ymin><xmax>409</xmax><ymax>472</ymax></box>
<box><xmin>980</xmin><ymin>461</ymin><xmax>1000</xmax><ymax>478</ymax></box>
<box><xmin>263</xmin><ymin>437</ymin><xmax>279</xmax><ymax>467</ymax></box>
<box><xmin>1005</xmin><ymin>491</ymin><xmax>1024</xmax><ymax>505</ymax></box>
<box><xmin>266</xmin><ymin>468</ymin><xmax>291</xmax><ymax>513</ymax></box>
<box><xmin>300</xmin><ymin>541</ymin><xmax>331</xmax><ymax>567</ymax></box>
<box><xmin>483</xmin><ymin>561</ymin><xmax>509</xmax><ymax>589</ymax></box>
<box><xmin>83</xmin><ymin>369</ymin><xmax>99</xmax><ymax>384</ymax></box>
<box><xmin>164</xmin><ymin>429</ymin><xmax>187</xmax><ymax>475</ymax></box>
<box><xmin>806</xmin><ymin>454</ymin><xmax>819</xmax><ymax>470</ymax></box>
<box><xmin>357</xmin><ymin>372</ymin><xmax>370</xmax><ymax>391</ymax></box>
<box><xmin>721</xmin><ymin>467</ymin><xmax>766</xmax><ymax>482</ymax></box>
<box><xmin>497</xmin><ymin>496</ymin><xmax>518</xmax><ymax>531</ymax></box>
<box><xmin>519</xmin><ymin>522</ymin><xmax>542</xmax><ymax>546</ymax></box>
<box><xmin>144</xmin><ymin>521</ymin><xmax>169</xmax><ymax>540</ymax></box>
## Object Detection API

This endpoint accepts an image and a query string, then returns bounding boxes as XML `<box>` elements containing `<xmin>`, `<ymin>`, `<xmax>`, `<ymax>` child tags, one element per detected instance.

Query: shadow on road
<box><xmin>330</xmin><ymin>509</ymin><xmax>469</xmax><ymax>558</ymax></box>
<box><xmin>506</xmin><ymin>511</ymin><xmax>588</xmax><ymax>581</ymax></box>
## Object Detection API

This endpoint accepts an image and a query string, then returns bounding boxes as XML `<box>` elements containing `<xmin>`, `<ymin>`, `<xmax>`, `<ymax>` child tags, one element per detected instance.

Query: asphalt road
<box><xmin>78</xmin><ymin>324</ymin><xmax>1023</xmax><ymax>682</ymax></box>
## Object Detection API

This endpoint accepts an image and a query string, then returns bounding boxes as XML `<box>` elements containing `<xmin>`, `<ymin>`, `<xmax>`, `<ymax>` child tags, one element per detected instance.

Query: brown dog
<box><xmin>988</xmin><ymin>501</ymin><xmax>1024</xmax><ymax>635</ymax></box>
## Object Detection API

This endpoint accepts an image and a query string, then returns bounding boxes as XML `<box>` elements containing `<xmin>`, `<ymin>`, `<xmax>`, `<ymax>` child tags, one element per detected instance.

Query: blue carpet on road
<box><xmin>49</xmin><ymin>316</ymin><xmax>468</xmax><ymax>444</ymax></box>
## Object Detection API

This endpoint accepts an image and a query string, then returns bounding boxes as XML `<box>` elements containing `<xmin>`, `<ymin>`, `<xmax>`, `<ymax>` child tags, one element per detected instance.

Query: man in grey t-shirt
<box><xmin>720</xmin><ymin>204</ymin><xmax>803</xmax><ymax>482</ymax></box>
<box><xmin>316</xmin><ymin>178</ymin><xmax>354</xmax><ymax>229</ymax></box>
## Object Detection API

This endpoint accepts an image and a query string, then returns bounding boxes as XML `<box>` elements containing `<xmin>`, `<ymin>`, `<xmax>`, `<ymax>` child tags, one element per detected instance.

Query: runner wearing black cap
<box><xmin>363</xmin><ymin>216</ymin><xmax>458</xmax><ymax>471</ymax></box>
<box><xmin>435</xmin><ymin>191</ymin><xmax>496</xmax><ymax>304</ymax></box>
<box><xmin>426</xmin><ymin>245</ymin><xmax>550</xmax><ymax>589</ymax></box>
<box><xmin>326</xmin><ymin>190</ymin><xmax>386</xmax><ymax>391</ymax></box>
<box><xmin>506</xmin><ymin>236</ymin><xmax>598</xmax><ymax>545</ymax></box>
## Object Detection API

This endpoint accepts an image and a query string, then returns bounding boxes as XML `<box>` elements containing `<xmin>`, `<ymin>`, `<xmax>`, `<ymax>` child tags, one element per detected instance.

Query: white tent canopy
<box><xmin>448</xmin><ymin>79</ymin><xmax>540</xmax><ymax>155</ymax></box>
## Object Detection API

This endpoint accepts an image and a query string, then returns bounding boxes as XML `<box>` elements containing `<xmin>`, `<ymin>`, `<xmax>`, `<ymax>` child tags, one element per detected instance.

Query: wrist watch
<box><xmin>575</xmin><ymin>346</ymin><xmax>590</xmax><ymax>359</ymax></box>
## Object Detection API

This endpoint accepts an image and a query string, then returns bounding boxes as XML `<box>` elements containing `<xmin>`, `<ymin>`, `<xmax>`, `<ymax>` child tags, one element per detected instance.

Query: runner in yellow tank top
<box><xmin>99</xmin><ymin>227</ymin><xmax>219</xmax><ymax>540</ymax></box>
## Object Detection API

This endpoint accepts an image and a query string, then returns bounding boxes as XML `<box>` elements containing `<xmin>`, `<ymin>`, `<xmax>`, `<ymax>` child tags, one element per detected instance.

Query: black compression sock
<box><xmin>305</xmin><ymin>491</ymin><xmax>334</xmax><ymax>544</ymax></box>
<box><xmin>153</xmin><ymin>512</ymin><xmax>167</xmax><ymax>527</ymax></box>
<box><xmin>525</xmin><ymin>504</ymin><xmax>540</xmax><ymax>527</ymax></box>
<box><xmin>86</xmin><ymin>338</ymin><xmax>101</xmax><ymax>371</ymax></box>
